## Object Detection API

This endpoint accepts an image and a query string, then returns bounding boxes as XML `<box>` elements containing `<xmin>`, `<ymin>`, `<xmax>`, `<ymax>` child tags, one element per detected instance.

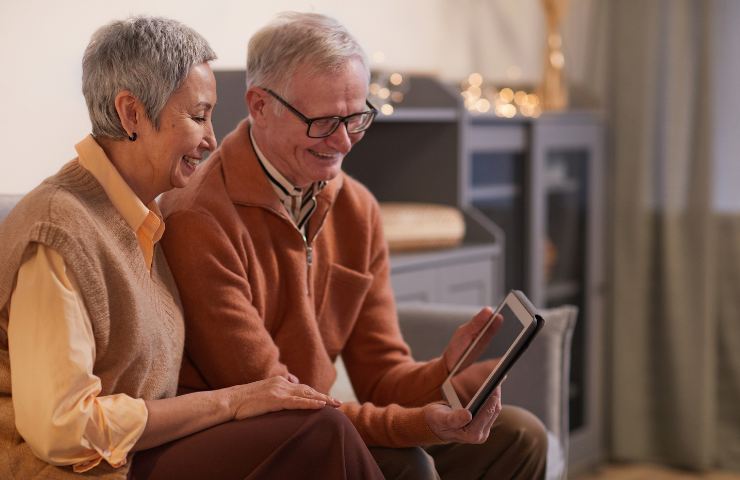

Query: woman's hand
<box><xmin>136</xmin><ymin>377</ymin><xmax>340</xmax><ymax>451</ymax></box>
<box><xmin>226</xmin><ymin>376</ymin><xmax>341</xmax><ymax>420</ymax></box>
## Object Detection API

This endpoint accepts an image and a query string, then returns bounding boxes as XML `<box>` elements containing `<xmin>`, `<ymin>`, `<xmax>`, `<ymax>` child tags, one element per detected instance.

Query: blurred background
<box><xmin>1</xmin><ymin>1</ymin><xmax>738</xmax><ymax>478</ymax></box>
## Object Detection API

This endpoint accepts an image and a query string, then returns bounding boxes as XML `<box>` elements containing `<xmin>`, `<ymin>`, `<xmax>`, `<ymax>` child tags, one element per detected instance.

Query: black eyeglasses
<box><xmin>263</xmin><ymin>88</ymin><xmax>377</xmax><ymax>138</ymax></box>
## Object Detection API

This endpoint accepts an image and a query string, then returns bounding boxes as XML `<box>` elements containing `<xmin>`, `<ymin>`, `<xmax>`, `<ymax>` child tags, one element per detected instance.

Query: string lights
<box><xmin>369</xmin><ymin>51</ymin><xmax>408</xmax><ymax>116</ymax></box>
<box><xmin>460</xmin><ymin>73</ymin><xmax>542</xmax><ymax>118</ymax></box>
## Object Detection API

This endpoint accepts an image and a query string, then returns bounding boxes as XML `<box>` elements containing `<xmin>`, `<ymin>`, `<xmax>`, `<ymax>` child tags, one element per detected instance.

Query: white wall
<box><xmin>0</xmin><ymin>0</ymin><xmax>599</xmax><ymax>194</ymax></box>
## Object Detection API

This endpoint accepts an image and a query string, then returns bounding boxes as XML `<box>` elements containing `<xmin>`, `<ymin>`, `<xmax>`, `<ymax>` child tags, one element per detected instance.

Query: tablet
<box><xmin>441</xmin><ymin>290</ymin><xmax>544</xmax><ymax>416</ymax></box>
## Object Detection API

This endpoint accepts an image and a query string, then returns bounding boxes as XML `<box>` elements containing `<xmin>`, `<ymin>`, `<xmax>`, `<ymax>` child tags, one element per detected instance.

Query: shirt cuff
<box><xmin>74</xmin><ymin>395</ymin><xmax>148</xmax><ymax>472</ymax></box>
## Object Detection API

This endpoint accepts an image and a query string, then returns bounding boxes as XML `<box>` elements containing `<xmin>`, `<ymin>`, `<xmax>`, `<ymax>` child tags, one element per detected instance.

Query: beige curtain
<box><xmin>715</xmin><ymin>216</ymin><xmax>740</xmax><ymax>469</ymax></box>
<box><xmin>608</xmin><ymin>0</ymin><xmax>740</xmax><ymax>470</ymax></box>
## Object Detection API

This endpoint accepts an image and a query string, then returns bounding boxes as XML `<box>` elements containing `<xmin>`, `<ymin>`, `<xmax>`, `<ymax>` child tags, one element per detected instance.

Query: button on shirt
<box><xmin>6</xmin><ymin>135</ymin><xmax>160</xmax><ymax>472</ymax></box>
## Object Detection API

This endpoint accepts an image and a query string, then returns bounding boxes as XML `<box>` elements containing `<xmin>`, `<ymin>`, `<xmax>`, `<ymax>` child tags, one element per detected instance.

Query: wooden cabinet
<box><xmin>463</xmin><ymin>110</ymin><xmax>606</xmax><ymax>471</ymax></box>
<box><xmin>529</xmin><ymin>114</ymin><xmax>606</xmax><ymax>470</ymax></box>
<box><xmin>391</xmin><ymin>244</ymin><xmax>502</xmax><ymax>305</ymax></box>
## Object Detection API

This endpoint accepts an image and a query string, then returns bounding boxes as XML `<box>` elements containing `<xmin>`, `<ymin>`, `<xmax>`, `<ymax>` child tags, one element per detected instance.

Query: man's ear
<box><xmin>246</xmin><ymin>88</ymin><xmax>268</xmax><ymax>125</ymax></box>
<box><xmin>114</xmin><ymin>90</ymin><xmax>142</xmax><ymax>138</ymax></box>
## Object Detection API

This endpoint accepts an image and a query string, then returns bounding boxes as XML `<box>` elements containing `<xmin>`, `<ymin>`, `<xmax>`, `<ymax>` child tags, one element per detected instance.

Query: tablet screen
<box><xmin>446</xmin><ymin>298</ymin><xmax>534</xmax><ymax>409</ymax></box>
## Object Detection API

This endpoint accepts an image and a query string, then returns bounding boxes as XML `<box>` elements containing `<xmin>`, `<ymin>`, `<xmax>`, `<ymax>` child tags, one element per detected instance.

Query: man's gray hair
<box><xmin>82</xmin><ymin>16</ymin><xmax>216</xmax><ymax>139</ymax></box>
<box><xmin>246</xmin><ymin>12</ymin><xmax>369</xmax><ymax>99</ymax></box>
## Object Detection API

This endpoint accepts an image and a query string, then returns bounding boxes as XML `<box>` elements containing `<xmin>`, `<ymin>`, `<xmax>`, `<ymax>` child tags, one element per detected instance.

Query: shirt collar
<box><xmin>75</xmin><ymin>135</ymin><xmax>164</xmax><ymax>244</ymax></box>
<box><xmin>249</xmin><ymin>127</ymin><xmax>327</xmax><ymax>201</ymax></box>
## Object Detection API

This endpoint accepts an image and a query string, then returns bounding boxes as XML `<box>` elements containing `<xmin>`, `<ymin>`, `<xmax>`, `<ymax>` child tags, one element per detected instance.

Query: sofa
<box><xmin>0</xmin><ymin>194</ymin><xmax>19</xmax><ymax>224</ymax></box>
<box><xmin>331</xmin><ymin>302</ymin><xmax>577</xmax><ymax>480</ymax></box>
<box><xmin>1</xmin><ymin>193</ymin><xmax>576</xmax><ymax>478</ymax></box>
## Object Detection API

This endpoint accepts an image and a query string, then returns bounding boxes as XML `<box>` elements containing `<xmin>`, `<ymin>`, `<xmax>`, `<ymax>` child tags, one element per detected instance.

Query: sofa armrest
<box><xmin>0</xmin><ymin>194</ymin><xmax>23</xmax><ymax>223</ymax></box>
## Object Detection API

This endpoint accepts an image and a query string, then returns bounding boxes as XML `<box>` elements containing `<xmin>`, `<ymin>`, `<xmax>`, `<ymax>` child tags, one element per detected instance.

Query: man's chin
<box><xmin>308</xmin><ymin>162</ymin><xmax>343</xmax><ymax>182</ymax></box>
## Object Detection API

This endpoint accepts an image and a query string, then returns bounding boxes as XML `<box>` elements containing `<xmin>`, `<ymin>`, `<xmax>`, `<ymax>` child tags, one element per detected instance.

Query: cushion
<box><xmin>379</xmin><ymin>202</ymin><xmax>465</xmax><ymax>252</ymax></box>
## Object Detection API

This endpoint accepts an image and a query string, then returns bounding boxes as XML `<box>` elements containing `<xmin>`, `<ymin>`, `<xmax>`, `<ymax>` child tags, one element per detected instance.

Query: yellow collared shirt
<box><xmin>7</xmin><ymin>135</ymin><xmax>160</xmax><ymax>472</ymax></box>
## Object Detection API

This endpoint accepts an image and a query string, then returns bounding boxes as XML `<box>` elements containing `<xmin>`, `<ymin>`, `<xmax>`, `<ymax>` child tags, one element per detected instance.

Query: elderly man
<box><xmin>161</xmin><ymin>12</ymin><xmax>547</xmax><ymax>479</ymax></box>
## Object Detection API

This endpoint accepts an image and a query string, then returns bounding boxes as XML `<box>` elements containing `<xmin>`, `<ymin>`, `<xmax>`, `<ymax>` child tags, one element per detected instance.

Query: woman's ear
<box><xmin>114</xmin><ymin>90</ymin><xmax>142</xmax><ymax>138</ymax></box>
<box><xmin>246</xmin><ymin>88</ymin><xmax>268</xmax><ymax>125</ymax></box>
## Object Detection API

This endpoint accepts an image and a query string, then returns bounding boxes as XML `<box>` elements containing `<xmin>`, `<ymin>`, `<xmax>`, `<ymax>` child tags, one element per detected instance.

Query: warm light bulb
<box><xmin>499</xmin><ymin>88</ymin><xmax>514</xmax><ymax>103</ymax></box>
<box><xmin>550</xmin><ymin>51</ymin><xmax>565</xmax><ymax>69</ymax></box>
<box><xmin>502</xmin><ymin>104</ymin><xmax>517</xmax><ymax>118</ymax></box>
<box><xmin>514</xmin><ymin>90</ymin><xmax>528</xmax><ymax>106</ymax></box>
<box><xmin>468</xmin><ymin>72</ymin><xmax>483</xmax><ymax>87</ymax></box>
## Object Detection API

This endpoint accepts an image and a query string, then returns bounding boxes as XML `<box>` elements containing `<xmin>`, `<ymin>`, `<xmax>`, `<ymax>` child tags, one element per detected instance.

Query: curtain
<box><xmin>608</xmin><ymin>0</ymin><xmax>740</xmax><ymax>470</ymax></box>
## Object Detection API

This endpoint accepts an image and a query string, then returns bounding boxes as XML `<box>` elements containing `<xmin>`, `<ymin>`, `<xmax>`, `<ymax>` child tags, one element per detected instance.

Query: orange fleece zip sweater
<box><xmin>159</xmin><ymin>120</ymin><xmax>448</xmax><ymax>447</ymax></box>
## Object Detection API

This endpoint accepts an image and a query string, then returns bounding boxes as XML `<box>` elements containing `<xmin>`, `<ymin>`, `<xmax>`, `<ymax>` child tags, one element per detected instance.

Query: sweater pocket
<box><xmin>317</xmin><ymin>263</ymin><xmax>373</xmax><ymax>357</ymax></box>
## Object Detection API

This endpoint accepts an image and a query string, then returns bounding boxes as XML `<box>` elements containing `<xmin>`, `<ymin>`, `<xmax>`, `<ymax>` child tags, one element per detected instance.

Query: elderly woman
<box><xmin>0</xmin><ymin>16</ymin><xmax>382</xmax><ymax>479</ymax></box>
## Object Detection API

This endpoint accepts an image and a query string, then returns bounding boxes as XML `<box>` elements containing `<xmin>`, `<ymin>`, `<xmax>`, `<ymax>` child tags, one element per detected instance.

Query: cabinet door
<box><xmin>391</xmin><ymin>253</ymin><xmax>497</xmax><ymax>306</ymax></box>
<box><xmin>530</xmin><ymin>116</ymin><xmax>606</xmax><ymax>469</ymax></box>
<box><xmin>435</xmin><ymin>260</ymin><xmax>495</xmax><ymax>305</ymax></box>
<box><xmin>391</xmin><ymin>269</ymin><xmax>437</xmax><ymax>303</ymax></box>
<box><xmin>464</xmin><ymin>121</ymin><xmax>528</xmax><ymax>293</ymax></box>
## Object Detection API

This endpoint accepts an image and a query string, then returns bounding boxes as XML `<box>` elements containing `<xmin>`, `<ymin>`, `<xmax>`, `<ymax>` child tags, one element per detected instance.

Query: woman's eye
<box><xmin>192</xmin><ymin>116</ymin><xmax>206</xmax><ymax>123</ymax></box>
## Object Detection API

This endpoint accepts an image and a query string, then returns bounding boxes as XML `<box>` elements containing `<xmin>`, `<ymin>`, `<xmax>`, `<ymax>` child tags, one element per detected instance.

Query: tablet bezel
<box><xmin>441</xmin><ymin>290</ymin><xmax>543</xmax><ymax>415</ymax></box>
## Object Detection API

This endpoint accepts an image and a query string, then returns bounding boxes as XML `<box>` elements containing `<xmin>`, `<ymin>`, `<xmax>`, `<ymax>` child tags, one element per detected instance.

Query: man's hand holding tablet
<box><xmin>423</xmin><ymin>290</ymin><xmax>544</xmax><ymax>443</ymax></box>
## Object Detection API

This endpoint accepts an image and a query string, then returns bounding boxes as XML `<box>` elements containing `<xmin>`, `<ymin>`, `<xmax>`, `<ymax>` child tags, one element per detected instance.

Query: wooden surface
<box><xmin>573</xmin><ymin>464</ymin><xmax>740</xmax><ymax>480</ymax></box>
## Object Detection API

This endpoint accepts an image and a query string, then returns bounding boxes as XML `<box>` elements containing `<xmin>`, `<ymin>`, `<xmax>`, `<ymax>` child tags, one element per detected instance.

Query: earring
<box><xmin>128</xmin><ymin>132</ymin><xmax>138</xmax><ymax>142</ymax></box>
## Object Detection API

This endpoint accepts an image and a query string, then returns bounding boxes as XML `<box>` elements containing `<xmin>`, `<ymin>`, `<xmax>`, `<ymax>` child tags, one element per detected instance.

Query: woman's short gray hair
<box><xmin>82</xmin><ymin>16</ymin><xmax>216</xmax><ymax>139</ymax></box>
<box><xmin>246</xmin><ymin>12</ymin><xmax>369</xmax><ymax>99</ymax></box>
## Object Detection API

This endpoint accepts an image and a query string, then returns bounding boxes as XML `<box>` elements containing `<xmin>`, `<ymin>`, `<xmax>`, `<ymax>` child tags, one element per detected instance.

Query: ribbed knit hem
<box><xmin>340</xmin><ymin>402</ymin><xmax>445</xmax><ymax>448</ymax></box>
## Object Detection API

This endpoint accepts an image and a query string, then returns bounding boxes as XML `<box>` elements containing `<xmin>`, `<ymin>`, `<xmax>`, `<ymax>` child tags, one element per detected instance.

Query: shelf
<box><xmin>469</xmin><ymin>185</ymin><xmax>521</xmax><ymax>201</ymax></box>
<box><xmin>374</xmin><ymin>107</ymin><xmax>458</xmax><ymax>122</ymax></box>
<box><xmin>390</xmin><ymin>243</ymin><xmax>501</xmax><ymax>271</ymax></box>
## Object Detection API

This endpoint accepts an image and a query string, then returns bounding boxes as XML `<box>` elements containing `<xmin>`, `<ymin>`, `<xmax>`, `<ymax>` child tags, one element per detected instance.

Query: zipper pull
<box><xmin>306</xmin><ymin>245</ymin><xmax>313</xmax><ymax>266</ymax></box>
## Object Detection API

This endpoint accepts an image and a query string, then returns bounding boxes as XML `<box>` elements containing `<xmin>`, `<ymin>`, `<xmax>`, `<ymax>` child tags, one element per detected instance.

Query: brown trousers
<box><xmin>370</xmin><ymin>406</ymin><xmax>548</xmax><ymax>480</ymax></box>
<box><xmin>129</xmin><ymin>407</ymin><xmax>383</xmax><ymax>480</ymax></box>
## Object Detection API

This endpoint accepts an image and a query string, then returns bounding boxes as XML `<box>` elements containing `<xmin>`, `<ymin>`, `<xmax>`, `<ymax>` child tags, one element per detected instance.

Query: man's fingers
<box><xmin>468</xmin><ymin>386</ymin><xmax>502</xmax><ymax>432</ymax></box>
<box><xmin>482</xmin><ymin>313</ymin><xmax>504</xmax><ymax>339</ymax></box>
<box><xmin>482</xmin><ymin>397</ymin><xmax>502</xmax><ymax>433</ymax></box>
<box><xmin>445</xmin><ymin>408</ymin><xmax>472</xmax><ymax>429</ymax></box>
<box><xmin>470</xmin><ymin>307</ymin><xmax>494</xmax><ymax>335</ymax></box>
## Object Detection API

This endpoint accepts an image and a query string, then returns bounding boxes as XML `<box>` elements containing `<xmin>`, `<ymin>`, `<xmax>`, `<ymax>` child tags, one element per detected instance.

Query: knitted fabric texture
<box><xmin>0</xmin><ymin>161</ymin><xmax>184</xmax><ymax>479</ymax></box>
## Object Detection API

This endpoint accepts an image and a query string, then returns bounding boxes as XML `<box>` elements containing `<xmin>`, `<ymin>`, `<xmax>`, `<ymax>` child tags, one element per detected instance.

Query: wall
<box><xmin>0</xmin><ymin>0</ymin><xmax>601</xmax><ymax>194</ymax></box>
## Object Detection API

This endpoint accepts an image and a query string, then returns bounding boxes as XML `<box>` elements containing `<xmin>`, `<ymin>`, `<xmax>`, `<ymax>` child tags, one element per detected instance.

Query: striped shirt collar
<box><xmin>249</xmin><ymin>127</ymin><xmax>327</xmax><ymax>231</ymax></box>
